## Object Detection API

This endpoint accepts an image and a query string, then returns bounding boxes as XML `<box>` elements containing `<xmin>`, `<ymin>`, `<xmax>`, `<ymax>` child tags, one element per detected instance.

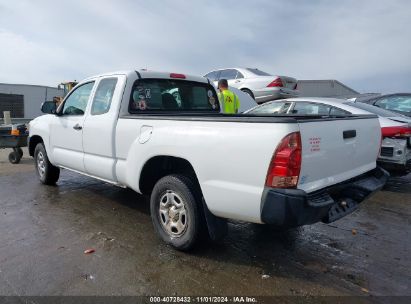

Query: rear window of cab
<box><xmin>129</xmin><ymin>79</ymin><xmax>220</xmax><ymax>113</ymax></box>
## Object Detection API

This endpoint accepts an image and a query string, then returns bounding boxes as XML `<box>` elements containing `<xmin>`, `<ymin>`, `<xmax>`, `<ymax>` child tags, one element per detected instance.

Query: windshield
<box><xmin>344</xmin><ymin>102</ymin><xmax>409</xmax><ymax>118</ymax></box>
<box><xmin>246</xmin><ymin>68</ymin><xmax>272</xmax><ymax>76</ymax></box>
<box><xmin>129</xmin><ymin>79</ymin><xmax>220</xmax><ymax>113</ymax></box>
<box><xmin>374</xmin><ymin>95</ymin><xmax>411</xmax><ymax>113</ymax></box>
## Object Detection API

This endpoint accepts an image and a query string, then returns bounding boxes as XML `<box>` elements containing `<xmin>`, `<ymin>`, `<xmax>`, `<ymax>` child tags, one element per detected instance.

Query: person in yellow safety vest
<box><xmin>217</xmin><ymin>79</ymin><xmax>240</xmax><ymax>114</ymax></box>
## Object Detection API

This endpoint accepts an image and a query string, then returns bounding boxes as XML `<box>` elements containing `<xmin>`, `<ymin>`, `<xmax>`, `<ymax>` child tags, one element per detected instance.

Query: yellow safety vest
<box><xmin>218</xmin><ymin>90</ymin><xmax>240</xmax><ymax>114</ymax></box>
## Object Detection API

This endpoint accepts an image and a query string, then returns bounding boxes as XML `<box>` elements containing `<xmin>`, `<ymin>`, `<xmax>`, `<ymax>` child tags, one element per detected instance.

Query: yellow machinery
<box><xmin>53</xmin><ymin>81</ymin><xmax>78</xmax><ymax>106</ymax></box>
<box><xmin>58</xmin><ymin>81</ymin><xmax>78</xmax><ymax>97</ymax></box>
<box><xmin>41</xmin><ymin>81</ymin><xmax>78</xmax><ymax>114</ymax></box>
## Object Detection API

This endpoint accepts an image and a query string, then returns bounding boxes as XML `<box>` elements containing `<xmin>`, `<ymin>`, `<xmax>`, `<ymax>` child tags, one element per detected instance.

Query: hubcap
<box><xmin>37</xmin><ymin>151</ymin><xmax>46</xmax><ymax>177</ymax></box>
<box><xmin>159</xmin><ymin>191</ymin><xmax>187</xmax><ymax>237</ymax></box>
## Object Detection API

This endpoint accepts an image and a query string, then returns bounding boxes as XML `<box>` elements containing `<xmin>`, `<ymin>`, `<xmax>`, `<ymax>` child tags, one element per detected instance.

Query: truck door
<box><xmin>82</xmin><ymin>76</ymin><xmax>124</xmax><ymax>182</ymax></box>
<box><xmin>50</xmin><ymin>81</ymin><xmax>95</xmax><ymax>172</ymax></box>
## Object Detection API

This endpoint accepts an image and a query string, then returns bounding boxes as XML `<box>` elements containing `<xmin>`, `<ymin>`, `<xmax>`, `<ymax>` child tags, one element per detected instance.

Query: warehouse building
<box><xmin>0</xmin><ymin>83</ymin><xmax>63</xmax><ymax>120</ymax></box>
<box><xmin>297</xmin><ymin>79</ymin><xmax>359</xmax><ymax>98</ymax></box>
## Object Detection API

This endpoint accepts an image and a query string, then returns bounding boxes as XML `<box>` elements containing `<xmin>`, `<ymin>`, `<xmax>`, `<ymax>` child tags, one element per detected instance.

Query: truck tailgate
<box><xmin>297</xmin><ymin>116</ymin><xmax>381</xmax><ymax>193</ymax></box>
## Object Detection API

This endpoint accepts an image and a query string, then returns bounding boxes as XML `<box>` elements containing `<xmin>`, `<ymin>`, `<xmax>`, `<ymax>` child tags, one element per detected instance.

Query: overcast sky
<box><xmin>0</xmin><ymin>0</ymin><xmax>410</xmax><ymax>93</ymax></box>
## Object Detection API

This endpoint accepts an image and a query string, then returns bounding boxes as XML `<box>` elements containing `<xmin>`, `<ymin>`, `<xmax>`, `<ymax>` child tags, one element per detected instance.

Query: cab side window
<box><xmin>62</xmin><ymin>82</ymin><xmax>95</xmax><ymax>116</ymax></box>
<box><xmin>91</xmin><ymin>78</ymin><xmax>118</xmax><ymax>115</ymax></box>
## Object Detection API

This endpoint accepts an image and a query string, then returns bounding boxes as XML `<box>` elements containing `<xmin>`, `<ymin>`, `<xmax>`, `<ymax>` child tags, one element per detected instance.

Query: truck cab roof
<box><xmin>82</xmin><ymin>70</ymin><xmax>209</xmax><ymax>84</ymax></box>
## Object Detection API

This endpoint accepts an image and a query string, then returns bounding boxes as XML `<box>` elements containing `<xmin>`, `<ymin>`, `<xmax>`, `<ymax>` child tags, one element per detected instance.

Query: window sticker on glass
<box><xmin>145</xmin><ymin>89</ymin><xmax>151</xmax><ymax>99</ymax></box>
<box><xmin>138</xmin><ymin>99</ymin><xmax>147</xmax><ymax>110</ymax></box>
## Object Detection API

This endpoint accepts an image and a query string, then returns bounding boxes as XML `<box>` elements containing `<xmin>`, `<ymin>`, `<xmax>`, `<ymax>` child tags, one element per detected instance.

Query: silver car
<box><xmin>246</xmin><ymin>98</ymin><xmax>411</xmax><ymax>174</ymax></box>
<box><xmin>204</xmin><ymin>68</ymin><xmax>299</xmax><ymax>104</ymax></box>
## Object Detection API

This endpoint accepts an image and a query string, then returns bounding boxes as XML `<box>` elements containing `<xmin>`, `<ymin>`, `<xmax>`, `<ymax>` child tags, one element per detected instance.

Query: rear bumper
<box><xmin>378</xmin><ymin>159</ymin><xmax>411</xmax><ymax>172</ymax></box>
<box><xmin>260</xmin><ymin>167</ymin><xmax>389</xmax><ymax>226</ymax></box>
<box><xmin>253</xmin><ymin>88</ymin><xmax>299</xmax><ymax>103</ymax></box>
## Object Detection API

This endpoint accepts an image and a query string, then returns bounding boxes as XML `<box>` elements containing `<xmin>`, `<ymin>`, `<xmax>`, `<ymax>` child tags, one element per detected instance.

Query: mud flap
<box><xmin>202</xmin><ymin>199</ymin><xmax>228</xmax><ymax>241</ymax></box>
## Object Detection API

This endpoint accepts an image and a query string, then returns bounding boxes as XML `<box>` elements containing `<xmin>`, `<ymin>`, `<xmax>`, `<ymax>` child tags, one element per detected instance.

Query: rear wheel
<box><xmin>241</xmin><ymin>88</ymin><xmax>254</xmax><ymax>100</ymax></box>
<box><xmin>8</xmin><ymin>151</ymin><xmax>21</xmax><ymax>164</ymax></box>
<box><xmin>150</xmin><ymin>174</ymin><xmax>204</xmax><ymax>251</ymax></box>
<box><xmin>34</xmin><ymin>143</ymin><xmax>60</xmax><ymax>185</ymax></box>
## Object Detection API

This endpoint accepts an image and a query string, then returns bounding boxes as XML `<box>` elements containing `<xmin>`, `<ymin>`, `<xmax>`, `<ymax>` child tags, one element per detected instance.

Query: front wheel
<box><xmin>34</xmin><ymin>143</ymin><xmax>60</xmax><ymax>185</ymax></box>
<box><xmin>150</xmin><ymin>174</ymin><xmax>204</xmax><ymax>251</ymax></box>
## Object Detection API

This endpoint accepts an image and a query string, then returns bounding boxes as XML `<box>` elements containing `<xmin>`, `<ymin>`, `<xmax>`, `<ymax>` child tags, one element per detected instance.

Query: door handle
<box><xmin>73</xmin><ymin>124</ymin><xmax>82</xmax><ymax>130</ymax></box>
<box><xmin>235</xmin><ymin>80</ymin><xmax>241</xmax><ymax>83</ymax></box>
<box><xmin>343</xmin><ymin>130</ymin><xmax>356</xmax><ymax>139</ymax></box>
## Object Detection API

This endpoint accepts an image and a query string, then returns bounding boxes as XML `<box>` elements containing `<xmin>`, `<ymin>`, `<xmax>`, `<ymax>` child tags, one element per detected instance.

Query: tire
<box><xmin>34</xmin><ymin>143</ymin><xmax>60</xmax><ymax>185</ymax></box>
<box><xmin>150</xmin><ymin>174</ymin><xmax>204</xmax><ymax>251</ymax></box>
<box><xmin>16</xmin><ymin>147</ymin><xmax>23</xmax><ymax>158</ymax></box>
<box><xmin>8</xmin><ymin>151</ymin><xmax>21</xmax><ymax>164</ymax></box>
<box><xmin>241</xmin><ymin>88</ymin><xmax>255</xmax><ymax>100</ymax></box>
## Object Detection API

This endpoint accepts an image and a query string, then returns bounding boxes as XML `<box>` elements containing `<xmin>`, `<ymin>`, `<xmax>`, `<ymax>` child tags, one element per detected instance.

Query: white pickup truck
<box><xmin>28</xmin><ymin>70</ymin><xmax>388</xmax><ymax>250</ymax></box>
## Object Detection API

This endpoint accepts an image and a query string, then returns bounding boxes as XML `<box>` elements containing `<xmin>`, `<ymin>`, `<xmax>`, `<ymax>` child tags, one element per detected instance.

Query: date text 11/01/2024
<box><xmin>149</xmin><ymin>296</ymin><xmax>257</xmax><ymax>303</ymax></box>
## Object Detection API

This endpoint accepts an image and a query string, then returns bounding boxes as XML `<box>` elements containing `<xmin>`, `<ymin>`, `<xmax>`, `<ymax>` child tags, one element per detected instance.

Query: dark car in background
<box><xmin>359</xmin><ymin>93</ymin><xmax>411</xmax><ymax>117</ymax></box>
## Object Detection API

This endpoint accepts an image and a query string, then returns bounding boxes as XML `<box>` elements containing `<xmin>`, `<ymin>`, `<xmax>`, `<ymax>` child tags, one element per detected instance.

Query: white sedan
<box><xmin>204</xmin><ymin>67</ymin><xmax>299</xmax><ymax>104</ymax></box>
<box><xmin>246</xmin><ymin>97</ymin><xmax>411</xmax><ymax>174</ymax></box>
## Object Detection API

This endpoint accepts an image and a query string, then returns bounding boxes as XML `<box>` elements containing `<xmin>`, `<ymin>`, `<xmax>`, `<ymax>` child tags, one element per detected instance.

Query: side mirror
<box><xmin>41</xmin><ymin>101</ymin><xmax>57</xmax><ymax>114</ymax></box>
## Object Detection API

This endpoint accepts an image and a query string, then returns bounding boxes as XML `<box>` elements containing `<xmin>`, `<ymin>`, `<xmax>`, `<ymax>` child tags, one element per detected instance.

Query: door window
<box><xmin>235</xmin><ymin>70</ymin><xmax>244</xmax><ymax>79</ymax></box>
<box><xmin>292</xmin><ymin>102</ymin><xmax>331</xmax><ymax>115</ymax></box>
<box><xmin>219</xmin><ymin>69</ymin><xmax>238</xmax><ymax>80</ymax></box>
<box><xmin>247</xmin><ymin>101</ymin><xmax>292</xmax><ymax>114</ymax></box>
<box><xmin>204</xmin><ymin>71</ymin><xmax>219</xmax><ymax>81</ymax></box>
<box><xmin>330</xmin><ymin>107</ymin><xmax>350</xmax><ymax>115</ymax></box>
<box><xmin>62</xmin><ymin>82</ymin><xmax>95</xmax><ymax>116</ymax></box>
<box><xmin>91</xmin><ymin>78</ymin><xmax>118</xmax><ymax>115</ymax></box>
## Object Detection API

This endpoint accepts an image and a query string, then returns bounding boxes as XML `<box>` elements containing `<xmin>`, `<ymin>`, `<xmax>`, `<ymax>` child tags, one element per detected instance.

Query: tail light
<box><xmin>170</xmin><ymin>73</ymin><xmax>186</xmax><ymax>79</ymax></box>
<box><xmin>267</xmin><ymin>77</ymin><xmax>283</xmax><ymax>87</ymax></box>
<box><xmin>381</xmin><ymin>126</ymin><xmax>411</xmax><ymax>138</ymax></box>
<box><xmin>265</xmin><ymin>132</ymin><xmax>302</xmax><ymax>188</ymax></box>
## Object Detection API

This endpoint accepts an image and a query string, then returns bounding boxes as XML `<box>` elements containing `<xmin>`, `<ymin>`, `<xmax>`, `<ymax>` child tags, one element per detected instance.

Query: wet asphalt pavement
<box><xmin>0</xmin><ymin>148</ymin><xmax>410</xmax><ymax>299</ymax></box>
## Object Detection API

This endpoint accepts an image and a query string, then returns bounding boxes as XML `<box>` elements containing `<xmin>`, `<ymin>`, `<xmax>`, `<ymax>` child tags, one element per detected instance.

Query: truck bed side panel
<box><xmin>115</xmin><ymin>118</ymin><xmax>298</xmax><ymax>223</ymax></box>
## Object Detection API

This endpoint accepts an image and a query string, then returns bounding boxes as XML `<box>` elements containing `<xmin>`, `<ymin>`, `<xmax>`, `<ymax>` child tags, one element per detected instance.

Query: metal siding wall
<box><xmin>298</xmin><ymin>80</ymin><xmax>358</xmax><ymax>98</ymax></box>
<box><xmin>0</xmin><ymin>93</ymin><xmax>24</xmax><ymax>117</ymax></box>
<box><xmin>0</xmin><ymin>84</ymin><xmax>64</xmax><ymax>119</ymax></box>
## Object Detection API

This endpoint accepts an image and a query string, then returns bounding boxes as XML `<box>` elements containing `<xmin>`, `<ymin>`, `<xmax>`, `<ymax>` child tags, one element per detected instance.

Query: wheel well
<box><xmin>29</xmin><ymin>135</ymin><xmax>43</xmax><ymax>156</ymax></box>
<box><xmin>139</xmin><ymin>156</ymin><xmax>200</xmax><ymax>195</ymax></box>
<box><xmin>240</xmin><ymin>88</ymin><xmax>254</xmax><ymax>98</ymax></box>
